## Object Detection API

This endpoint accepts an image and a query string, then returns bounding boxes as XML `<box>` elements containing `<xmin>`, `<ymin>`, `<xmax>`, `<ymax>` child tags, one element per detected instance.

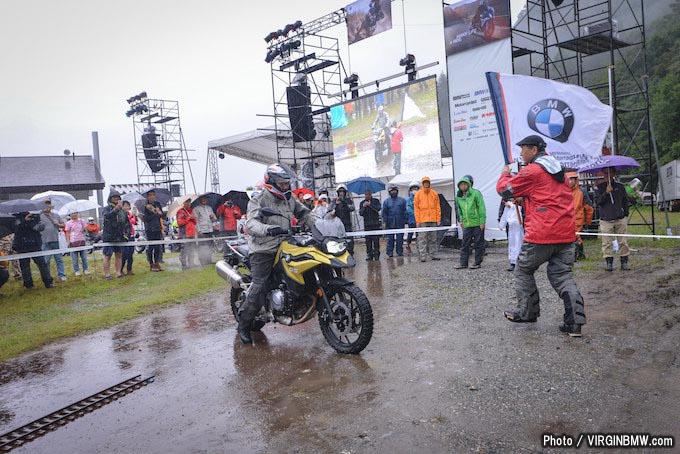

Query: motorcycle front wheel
<box><xmin>318</xmin><ymin>283</ymin><xmax>373</xmax><ymax>354</ymax></box>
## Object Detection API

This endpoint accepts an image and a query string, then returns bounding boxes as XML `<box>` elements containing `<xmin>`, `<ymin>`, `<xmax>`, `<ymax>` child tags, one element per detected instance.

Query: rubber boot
<box><xmin>605</xmin><ymin>257</ymin><xmax>613</xmax><ymax>272</ymax></box>
<box><xmin>237</xmin><ymin>321</ymin><xmax>253</xmax><ymax>344</ymax></box>
<box><xmin>620</xmin><ymin>255</ymin><xmax>630</xmax><ymax>271</ymax></box>
<box><xmin>576</xmin><ymin>243</ymin><xmax>585</xmax><ymax>261</ymax></box>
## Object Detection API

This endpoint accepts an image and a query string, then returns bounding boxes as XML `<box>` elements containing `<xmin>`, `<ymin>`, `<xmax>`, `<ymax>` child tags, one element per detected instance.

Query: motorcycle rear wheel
<box><xmin>318</xmin><ymin>283</ymin><xmax>373</xmax><ymax>354</ymax></box>
<box><xmin>230</xmin><ymin>286</ymin><xmax>265</xmax><ymax>332</ymax></box>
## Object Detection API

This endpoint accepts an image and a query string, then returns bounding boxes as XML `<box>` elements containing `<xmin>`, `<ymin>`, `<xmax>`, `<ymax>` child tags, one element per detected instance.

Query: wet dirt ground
<box><xmin>1</xmin><ymin>242</ymin><xmax>679</xmax><ymax>453</ymax></box>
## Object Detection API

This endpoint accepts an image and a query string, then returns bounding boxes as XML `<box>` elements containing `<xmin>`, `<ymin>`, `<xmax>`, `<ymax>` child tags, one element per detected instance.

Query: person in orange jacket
<box><xmin>567</xmin><ymin>172</ymin><xmax>594</xmax><ymax>260</ymax></box>
<box><xmin>176</xmin><ymin>198</ymin><xmax>198</xmax><ymax>269</ymax></box>
<box><xmin>414</xmin><ymin>176</ymin><xmax>441</xmax><ymax>262</ymax></box>
<box><xmin>217</xmin><ymin>198</ymin><xmax>242</xmax><ymax>237</ymax></box>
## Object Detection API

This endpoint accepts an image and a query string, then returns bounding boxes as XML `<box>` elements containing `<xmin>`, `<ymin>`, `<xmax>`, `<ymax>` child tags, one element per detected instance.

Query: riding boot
<box><xmin>620</xmin><ymin>255</ymin><xmax>630</xmax><ymax>271</ymax></box>
<box><xmin>237</xmin><ymin>320</ymin><xmax>253</xmax><ymax>344</ymax></box>
<box><xmin>576</xmin><ymin>243</ymin><xmax>585</xmax><ymax>260</ymax></box>
<box><xmin>605</xmin><ymin>257</ymin><xmax>613</xmax><ymax>272</ymax></box>
<box><xmin>237</xmin><ymin>304</ymin><xmax>259</xmax><ymax>344</ymax></box>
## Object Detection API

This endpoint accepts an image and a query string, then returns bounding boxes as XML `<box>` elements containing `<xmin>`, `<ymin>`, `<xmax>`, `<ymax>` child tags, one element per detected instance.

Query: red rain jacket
<box><xmin>177</xmin><ymin>206</ymin><xmax>197</xmax><ymax>238</ymax></box>
<box><xmin>496</xmin><ymin>162</ymin><xmax>576</xmax><ymax>244</ymax></box>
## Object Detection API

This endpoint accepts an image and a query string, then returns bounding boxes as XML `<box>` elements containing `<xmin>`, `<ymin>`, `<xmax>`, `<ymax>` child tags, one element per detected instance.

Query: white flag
<box><xmin>486</xmin><ymin>72</ymin><xmax>613</xmax><ymax>168</ymax></box>
<box><xmin>401</xmin><ymin>92</ymin><xmax>425</xmax><ymax>121</ymax></box>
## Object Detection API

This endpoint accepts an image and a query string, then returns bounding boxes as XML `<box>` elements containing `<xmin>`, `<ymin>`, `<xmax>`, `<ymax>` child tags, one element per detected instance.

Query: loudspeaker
<box><xmin>286</xmin><ymin>85</ymin><xmax>316</xmax><ymax>142</ymax></box>
<box><xmin>142</xmin><ymin>132</ymin><xmax>165</xmax><ymax>173</ymax></box>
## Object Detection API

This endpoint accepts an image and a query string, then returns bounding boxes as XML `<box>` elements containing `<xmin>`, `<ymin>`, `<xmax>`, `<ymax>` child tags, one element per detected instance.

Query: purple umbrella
<box><xmin>577</xmin><ymin>155</ymin><xmax>640</xmax><ymax>174</ymax></box>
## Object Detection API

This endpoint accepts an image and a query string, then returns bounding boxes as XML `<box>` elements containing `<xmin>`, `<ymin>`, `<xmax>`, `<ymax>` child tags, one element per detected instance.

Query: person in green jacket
<box><xmin>454</xmin><ymin>175</ymin><xmax>487</xmax><ymax>269</ymax></box>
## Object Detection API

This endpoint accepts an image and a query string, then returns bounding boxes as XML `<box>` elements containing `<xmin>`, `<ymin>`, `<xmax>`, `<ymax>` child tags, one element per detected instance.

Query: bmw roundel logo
<box><xmin>527</xmin><ymin>99</ymin><xmax>574</xmax><ymax>143</ymax></box>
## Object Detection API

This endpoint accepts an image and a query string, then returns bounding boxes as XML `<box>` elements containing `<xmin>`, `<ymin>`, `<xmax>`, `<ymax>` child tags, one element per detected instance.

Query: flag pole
<box><xmin>608</xmin><ymin>65</ymin><xmax>616</xmax><ymax>155</ymax></box>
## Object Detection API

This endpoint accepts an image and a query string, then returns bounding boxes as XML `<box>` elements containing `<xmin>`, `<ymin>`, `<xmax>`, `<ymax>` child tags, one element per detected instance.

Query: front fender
<box><xmin>328</xmin><ymin>276</ymin><xmax>354</xmax><ymax>286</ymax></box>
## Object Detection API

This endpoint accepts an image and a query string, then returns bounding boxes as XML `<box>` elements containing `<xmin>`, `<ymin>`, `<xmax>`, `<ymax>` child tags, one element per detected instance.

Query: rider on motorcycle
<box><xmin>473</xmin><ymin>0</ymin><xmax>495</xmax><ymax>30</ymax></box>
<box><xmin>237</xmin><ymin>163</ymin><xmax>318</xmax><ymax>344</ymax></box>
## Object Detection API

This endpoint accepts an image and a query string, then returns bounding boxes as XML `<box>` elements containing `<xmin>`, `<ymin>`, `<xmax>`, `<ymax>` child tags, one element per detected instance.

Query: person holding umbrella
<box><xmin>40</xmin><ymin>199</ymin><xmax>67</xmax><ymax>282</ymax></box>
<box><xmin>597</xmin><ymin>166</ymin><xmax>630</xmax><ymax>271</ymax></box>
<box><xmin>64</xmin><ymin>210</ymin><xmax>89</xmax><ymax>276</ymax></box>
<box><xmin>194</xmin><ymin>195</ymin><xmax>217</xmax><ymax>265</ymax></box>
<box><xmin>176</xmin><ymin>197</ymin><xmax>198</xmax><ymax>269</ymax></box>
<box><xmin>216</xmin><ymin>197</ymin><xmax>242</xmax><ymax>237</ymax></box>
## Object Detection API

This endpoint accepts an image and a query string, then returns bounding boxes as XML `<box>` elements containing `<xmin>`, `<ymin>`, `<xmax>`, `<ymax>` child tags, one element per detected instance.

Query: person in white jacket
<box><xmin>498</xmin><ymin>198</ymin><xmax>524</xmax><ymax>271</ymax></box>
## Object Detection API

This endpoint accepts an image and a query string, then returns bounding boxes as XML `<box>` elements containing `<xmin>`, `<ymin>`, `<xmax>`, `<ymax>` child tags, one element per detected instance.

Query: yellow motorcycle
<box><xmin>216</xmin><ymin>215</ymin><xmax>374</xmax><ymax>354</ymax></box>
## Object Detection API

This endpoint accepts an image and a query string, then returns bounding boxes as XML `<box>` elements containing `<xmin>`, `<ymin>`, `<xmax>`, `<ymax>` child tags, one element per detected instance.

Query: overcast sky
<box><xmin>0</xmin><ymin>0</ymin><xmax>522</xmax><ymax>196</ymax></box>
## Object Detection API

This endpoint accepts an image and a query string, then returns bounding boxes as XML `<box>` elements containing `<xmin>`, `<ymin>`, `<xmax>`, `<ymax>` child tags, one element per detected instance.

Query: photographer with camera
<box><xmin>13</xmin><ymin>212</ymin><xmax>54</xmax><ymax>289</ymax></box>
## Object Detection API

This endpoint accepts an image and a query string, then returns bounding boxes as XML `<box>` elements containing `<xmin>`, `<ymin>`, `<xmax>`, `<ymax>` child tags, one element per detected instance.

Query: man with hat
<box><xmin>40</xmin><ymin>199</ymin><xmax>67</xmax><ymax>282</ymax></box>
<box><xmin>496</xmin><ymin>135</ymin><xmax>586</xmax><ymax>337</ymax></box>
<box><xmin>597</xmin><ymin>167</ymin><xmax>630</xmax><ymax>271</ymax></box>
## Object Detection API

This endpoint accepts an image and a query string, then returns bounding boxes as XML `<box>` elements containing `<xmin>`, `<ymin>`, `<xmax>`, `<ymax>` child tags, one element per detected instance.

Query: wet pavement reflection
<box><xmin>0</xmin><ymin>250</ymin><xmax>412</xmax><ymax>453</ymax></box>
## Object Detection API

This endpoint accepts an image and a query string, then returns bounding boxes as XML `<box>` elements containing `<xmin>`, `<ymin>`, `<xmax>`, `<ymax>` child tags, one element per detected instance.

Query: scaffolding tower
<box><xmin>129</xmin><ymin>97</ymin><xmax>192</xmax><ymax>197</ymax></box>
<box><xmin>266</xmin><ymin>10</ymin><xmax>348</xmax><ymax>193</ymax></box>
<box><xmin>511</xmin><ymin>0</ymin><xmax>656</xmax><ymax>232</ymax></box>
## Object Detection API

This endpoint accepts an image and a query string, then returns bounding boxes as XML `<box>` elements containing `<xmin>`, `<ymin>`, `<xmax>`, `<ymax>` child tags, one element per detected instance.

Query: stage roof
<box><xmin>207</xmin><ymin>126</ymin><xmax>333</xmax><ymax>166</ymax></box>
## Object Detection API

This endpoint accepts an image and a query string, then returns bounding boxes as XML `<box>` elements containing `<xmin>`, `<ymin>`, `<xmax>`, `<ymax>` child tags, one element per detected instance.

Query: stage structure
<box><xmin>510</xmin><ymin>0</ymin><xmax>656</xmax><ymax>232</ymax></box>
<box><xmin>265</xmin><ymin>10</ymin><xmax>350</xmax><ymax>193</ymax></box>
<box><xmin>125</xmin><ymin>93</ymin><xmax>194</xmax><ymax>198</ymax></box>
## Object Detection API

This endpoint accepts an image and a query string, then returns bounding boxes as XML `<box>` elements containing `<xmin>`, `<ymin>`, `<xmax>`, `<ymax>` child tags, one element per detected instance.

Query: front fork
<box><xmin>314</xmin><ymin>270</ymin><xmax>340</xmax><ymax>322</ymax></box>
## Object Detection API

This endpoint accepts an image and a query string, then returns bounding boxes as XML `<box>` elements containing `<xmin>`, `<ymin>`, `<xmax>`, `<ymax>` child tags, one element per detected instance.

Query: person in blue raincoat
<box><xmin>382</xmin><ymin>185</ymin><xmax>408</xmax><ymax>257</ymax></box>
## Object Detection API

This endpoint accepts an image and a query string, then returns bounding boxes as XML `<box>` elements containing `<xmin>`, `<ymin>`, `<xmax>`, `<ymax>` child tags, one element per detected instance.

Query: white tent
<box><xmin>388</xmin><ymin>166</ymin><xmax>456</xmax><ymax>200</ymax></box>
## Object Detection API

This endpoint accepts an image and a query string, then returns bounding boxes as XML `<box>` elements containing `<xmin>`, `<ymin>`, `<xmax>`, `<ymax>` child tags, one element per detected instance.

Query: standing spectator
<box><xmin>0</xmin><ymin>251</ymin><xmax>8</xmax><ymax>296</ymax></box>
<box><xmin>496</xmin><ymin>135</ymin><xmax>585</xmax><ymax>337</ymax></box>
<box><xmin>498</xmin><ymin>199</ymin><xmax>523</xmax><ymax>271</ymax></box>
<box><xmin>176</xmin><ymin>197</ymin><xmax>198</xmax><ymax>269</ymax></box>
<box><xmin>359</xmin><ymin>189</ymin><xmax>381</xmax><ymax>261</ymax></box>
<box><xmin>313</xmin><ymin>194</ymin><xmax>330</xmax><ymax>219</ymax></box>
<box><xmin>597</xmin><ymin>167</ymin><xmax>630</xmax><ymax>271</ymax></box>
<box><xmin>85</xmin><ymin>216</ymin><xmax>101</xmax><ymax>243</ymax></box>
<box><xmin>13</xmin><ymin>212</ymin><xmax>54</xmax><ymax>289</ymax></box>
<box><xmin>302</xmin><ymin>193</ymin><xmax>315</xmax><ymax>210</ymax></box>
<box><xmin>317</xmin><ymin>188</ymin><xmax>329</xmax><ymax>199</ymax></box>
<box><xmin>194</xmin><ymin>195</ymin><xmax>217</xmax><ymax>266</ymax></box>
<box><xmin>390</xmin><ymin>121</ymin><xmax>404</xmax><ymax>175</ymax></box>
<box><xmin>414</xmin><ymin>176</ymin><xmax>441</xmax><ymax>262</ymax></box>
<box><xmin>567</xmin><ymin>172</ymin><xmax>594</xmax><ymax>261</ymax></box>
<box><xmin>64</xmin><ymin>211</ymin><xmax>89</xmax><ymax>276</ymax></box>
<box><xmin>405</xmin><ymin>181</ymin><xmax>420</xmax><ymax>254</ymax></box>
<box><xmin>40</xmin><ymin>200</ymin><xmax>66</xmax><ymax>282</ymax></box>
<box><xmin>102</xmin><ymin>190</ymin><xmax>128</xmax><ymax>279</ymax></box>
<box><xmin>121</xmin><ymin>201</ymin><xmax>138</xmax><ymax>275</ymax></box>
<box><xmin>217</xmin><ymin>198</ymin><xmax>242</xmax><ymax>237</ymax></box>
<box><xmin>382</xmin><ymin>185</ymin><xmax>407</xmax><ymax>257</ymax></box>
<box><xmin>332</xmin><ymin>184</ymin><xmax>356</xmax><ymax>255</ymax></box>
<box><xmin>454</xmin><ymin>176</ymin><xmax>487</xmax><ymax>269</ymax></box>
<box><xmin>143</xmin><ymin>190</ymin><xmax>165</xmax><ymax>271</ymax></box>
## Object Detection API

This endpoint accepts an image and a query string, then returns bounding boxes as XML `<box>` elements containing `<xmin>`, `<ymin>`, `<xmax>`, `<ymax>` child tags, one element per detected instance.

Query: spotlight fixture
<box><xmin>265</xmin><ymin>48</ymin><xmax>281</xmax><ymax>63</ymax></box>
<box><xmin>399</xmin><ymin>54</ymin><xmax>417</xmax><ymax>81</ymax></box>
<box><xmin>265</xmin><ymin>32</ymin><xmax>277</xmax><ymax>43</ymax></box>
<box><xmin>343</xmin><ymin>73</ymin><xmax>360</xmax><ymax>99</ymax></box>
<box><xmin>218</xmin><ymin>153</ymin><xmax>225</xmax><ymax>159</ymax></box>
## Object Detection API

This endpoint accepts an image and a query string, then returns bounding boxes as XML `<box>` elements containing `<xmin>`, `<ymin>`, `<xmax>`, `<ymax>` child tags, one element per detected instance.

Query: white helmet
<box><xmin>409</xmin><ymin>181</ymin><xmax>420</xmax><ymax>190</ymax></box>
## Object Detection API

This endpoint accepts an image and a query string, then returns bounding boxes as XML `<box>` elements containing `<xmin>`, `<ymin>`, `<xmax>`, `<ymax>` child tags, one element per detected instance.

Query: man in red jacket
<box><xmin>496</xmin><ymin>135</ymin><xmax>585</xmax><ymax>337</ymax></box>
<box><xmin>217</xmin><ymin>198</ymin><xmax>242</xmax><ymax>237</ymax></box>
<box><xmin>176</xmin><ymin>198</ymin><xmax>198</xmax><ymax>269</ymax></box>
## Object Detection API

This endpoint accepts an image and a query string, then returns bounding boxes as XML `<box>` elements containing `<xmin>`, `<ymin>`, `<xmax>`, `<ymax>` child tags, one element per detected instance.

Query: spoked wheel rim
<box><xmin>319</xmin><ymin>284</ymin><xmax>373</xmax><ymax>354</ymax></box>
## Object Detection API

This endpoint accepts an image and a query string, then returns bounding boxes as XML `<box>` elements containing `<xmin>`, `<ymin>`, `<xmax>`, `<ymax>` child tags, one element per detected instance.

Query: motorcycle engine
<box><xmin>268</xmin><ymin>289</ymin><xmax>291</xmax><ymax>313</ymax></box>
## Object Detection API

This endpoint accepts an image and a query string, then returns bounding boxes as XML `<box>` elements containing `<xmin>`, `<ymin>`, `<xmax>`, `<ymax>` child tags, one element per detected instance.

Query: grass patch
<box><xmin>0</xmin><ymin>252</ymin><xmax>223</xmax><ymax>361</ymax></box>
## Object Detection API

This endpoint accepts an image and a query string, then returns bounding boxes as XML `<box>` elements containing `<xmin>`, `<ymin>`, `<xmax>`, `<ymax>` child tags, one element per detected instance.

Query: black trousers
<box><xmin>19</xmin><ymin>254</ymin><xmax>53</xmax><ymax>288</ymax></box>
<box><xmin>365</xmin><ymin>225</ymin><xmax>381</xmax><ymax>259</ymax></box>
<box><xmin>239</xmin><ymin>252</ymin><xmax>276</xmax><ymax>327</ymax></box>
<box><xmin>146</xmin><ymin>230</ymin><xmax>163</xmax><ymax>264</ymax></box>
<box><xmin>0</xmin><ymin>268</ymin><xmax>9</xmax><ymax>290</ymax></box>
<box><xmin>460</xmin><ymin>226</ymin><xmax>485</xmax><ymax>266</ymax></box>
<box><xmin>121</xmin><ymin>238</ymin><xmax>135</xmax><ymax>271</ymax></box>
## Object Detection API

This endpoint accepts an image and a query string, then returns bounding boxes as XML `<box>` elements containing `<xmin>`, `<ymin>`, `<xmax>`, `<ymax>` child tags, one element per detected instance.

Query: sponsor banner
<box><xmin>486</xmin><ymin>72</ymin><xmax>613</xmax><ymax>168</ymax></box>
<box><xmin>443</xmin><ymin>0</ymin><xmax>511</xmax><ymax>56</ymax></box>
<box><xmin>346</xmin><ymin>0</ymin><xmax>393</xmax><ymax>45</ymax></box>
<box><xmin>451</xmin><ymin>87</ymin><xmax>498</xmax><ymax>144</ymax></box>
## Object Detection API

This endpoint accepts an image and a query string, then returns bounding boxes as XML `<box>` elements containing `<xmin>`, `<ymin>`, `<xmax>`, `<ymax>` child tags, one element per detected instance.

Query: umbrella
<box><xmin>167</xmin><ymin>194</ymin><xmax>199</xmax><ymax>219</ymax></box>
<box><xmin>0</xmin><ymin>199</ymin><xmax>45</xmax><ymax>214</ymax></box>
<box><xmin>141</xmin><ymin>187</ymin><xmax>172</xmax><ymax>206</ymax></box>
<box><xmin>31</xmin><ymin>190</ymin><xmax>76</xmax><ymax>211</ymax></box>
<box><xmin>346</xmin><ymin>177</ymin><xmax>385</xmax><ymax>195</ymax></box>
<box><xmin>577</xmin><ymin>155</ymin><xmax>641</xmax><ymax>174</ymax></box>
<box><xmin>192</xmin><ymin>192</ymin><xmax>222</xmax><ymax>212</ymax></box>
<box><xmin>292</xmin><ymin>187</ymin><xmax>315</xmax><ymax>200</ymax></box>
<box><xmin>0</xmin><ymin>213</ymin><xmax>16</xmax><ymax>238</ymax></box>
<box><xmin>222</xmin><ymin>190</ymin><xmax>250</xmax><ymax>214</ymax></box>
<box><xmin>122</xmin><ymin>192</ymin><xmax>147</xmax><ymax>211</ymax></box>
<box><xmin>58</xmin><ymin>199</ymin><xmax>100</xmax><ymax>216</ymax></box>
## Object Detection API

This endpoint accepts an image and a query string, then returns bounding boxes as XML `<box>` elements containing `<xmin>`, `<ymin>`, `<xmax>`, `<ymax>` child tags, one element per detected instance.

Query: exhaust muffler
<box><xmin>216</xmin><ymin>260</ymin><xmax>246</xmax><ymax>289</ymax></box>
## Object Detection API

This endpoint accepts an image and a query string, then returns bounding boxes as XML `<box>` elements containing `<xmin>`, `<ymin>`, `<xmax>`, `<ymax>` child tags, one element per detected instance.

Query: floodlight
<box><xmin>218</xmin><ymin>153</ymin><xmax>225</xmax><ymax>159</ymax></box>
<box><xmin>399</xmin><ymin>54</ymin><xmax>416</xmax><ymax>66</ymax></box>
<box><xmin>344</xmin><ymin>73</ymin><xmax>359</xmax><ymax>84</ymax></box>
<box><xmin>265</xmin><ymin>48</ymin><xmax>280</xmax><ymax>63</ymax></box>
<box><xmin>265</xmin><ymin>32</ymin><xmax>277</xmax><ymax>43</ymax></box>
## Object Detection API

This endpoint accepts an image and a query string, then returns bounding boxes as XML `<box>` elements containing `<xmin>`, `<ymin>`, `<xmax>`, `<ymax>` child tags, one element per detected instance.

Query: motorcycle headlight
<box><xmin>325</xmin><ymin>240</ymin><xmax>347</xmax><ymax>255</ymax></box>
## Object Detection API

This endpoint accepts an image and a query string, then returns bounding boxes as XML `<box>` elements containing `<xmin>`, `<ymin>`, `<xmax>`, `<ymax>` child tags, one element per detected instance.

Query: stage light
<box><xmin>399</xmin><ymin>54</ymin><xmax>416</xmax><ymax>66</ymax></box>
<box><xmin>138</xmin><ymin>91</ymin><xmax>147</xmax><ymax>99</ymax></box>
<box><xmin>218</xmin><ymin>153</ymin><xmax>225</xmax><ymax>159</ymax></box>
<box><xmin>344</xmin><ymin>73</ymin><xmax>359</xmax><ymax>99</ymax></box>
<box><xmin>265</xmin><ymin>48</ymin><xmax>280</xmax><ymax>63</ymax></box>
<box><xmin>292</xmin><ymin>20</ymin><xmax>303</xmax><ymax>31</ymax></box>
<box><xmin>283</xmin><ymin>24</ymin><xmax>294</xmax><ymax>36</ymax></box>
<box><xmin>344</xmin><ymin>73</ymin><xmax>359</xmax><ymax>84</ymax></box>
<box><xmin>126</xmin><ymin>109</ymin><xmax>135</xmax><ymax>117</ymax></box>
<box><xmin>127</xmin><ymin>96</ymin><xmax>136</xmax><ymax>104</ymax></box>
<box><xmin>265</xmin><ymin>32</ymin><xmax>277</xmax><ymax>43</ymax></box>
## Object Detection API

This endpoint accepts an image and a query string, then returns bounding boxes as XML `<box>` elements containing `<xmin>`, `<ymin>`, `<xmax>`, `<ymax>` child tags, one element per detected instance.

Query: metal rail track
<box><xmin>0</xmin><ymin>374</ymin><xmax>154</xmax><ymax>452</ymax></box>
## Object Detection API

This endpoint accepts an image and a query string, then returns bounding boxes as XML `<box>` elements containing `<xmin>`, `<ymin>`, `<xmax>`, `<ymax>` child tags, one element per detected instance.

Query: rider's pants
<box><xmin>238</xmin><ymin>252</ymin><xmax>276</xmax><ymax>328</ymax></box>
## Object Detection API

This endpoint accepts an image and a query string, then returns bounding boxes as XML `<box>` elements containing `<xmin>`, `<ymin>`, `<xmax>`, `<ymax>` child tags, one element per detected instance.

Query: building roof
<box><xmin>0</xmin><ymin>155</ymin><xmax>105</xmax><ymax>194</ymax></box>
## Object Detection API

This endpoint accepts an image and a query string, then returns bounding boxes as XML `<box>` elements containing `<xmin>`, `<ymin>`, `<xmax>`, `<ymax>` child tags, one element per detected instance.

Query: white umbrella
<box><xmin>167</xmin><ymin>194</ymin><xmax>199</xmax><ymax>219</ymax></box>
<box><xmin>58</xmin><ymin>199</ymin><xmax>100</xmax><ymax>216</ymax></box>
<box><xmin>31</xmin><ymin>190</ymin><xmax>76</xmax><ymax>211</ymax></box>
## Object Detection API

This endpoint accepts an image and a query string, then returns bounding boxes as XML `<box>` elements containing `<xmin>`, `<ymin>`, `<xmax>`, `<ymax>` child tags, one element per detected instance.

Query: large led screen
<box><xmin>330</xmin><ymin>76</ymin><xmax>442</xmax><ymax>182</ymax></box>
<box><xmin>443</xmin><ymin>0</ymin><xmax>511</xmax><ymax>56</ymax></box>
<box><xmin>346</xmin><ymin>0</ymin><xmax>393</xmax><ymax>45</ymax></box>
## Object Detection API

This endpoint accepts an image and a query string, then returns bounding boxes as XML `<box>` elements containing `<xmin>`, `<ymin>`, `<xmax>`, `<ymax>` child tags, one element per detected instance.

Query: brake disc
<box><xmin>329</xmin><ymin>300</ymin><xmax>353</xmax><ymax>336</ymax></box>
